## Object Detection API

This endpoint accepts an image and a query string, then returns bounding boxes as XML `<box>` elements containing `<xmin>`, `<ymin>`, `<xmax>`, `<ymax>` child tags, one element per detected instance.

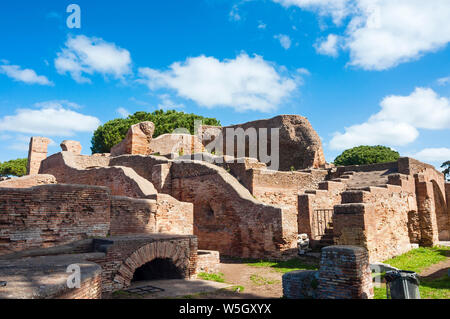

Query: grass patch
<box><xmin>250</xmin><ymin>274</ymin><xmax>279</xmax><ymax>286</ymax></box>
<box><xmin>384</xmin><ymin>246</ymin><xmax>449</xmax><ymax>274</ymax></box>
<box><xmin>197</xmin><ymin>272</ymin><xmax>225</xmax><ymax>283</ymax></box>
<box><xmin>372</xmin><ymin>246</ymin><xmax>450</xmax><ymax>300</ymax></box>
<box><xmin>244</xmin><ymin>258</ymin><xmax>319</xmax><ymax>274</ymax></box>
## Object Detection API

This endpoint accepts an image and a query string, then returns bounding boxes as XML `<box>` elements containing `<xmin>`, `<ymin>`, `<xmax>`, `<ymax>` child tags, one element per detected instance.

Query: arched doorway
<box><xmin>131</xmin><ymin>258</ymin><xmax>183</xmax><ymax>282</ymax></box>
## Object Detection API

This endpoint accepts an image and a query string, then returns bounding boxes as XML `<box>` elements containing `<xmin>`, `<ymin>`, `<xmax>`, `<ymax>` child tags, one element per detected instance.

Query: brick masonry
<box><xmin>88</xmin><ymin>234</ymin><xmax>198</xmax><ymax>292</ymax></box>
<box><xmin>196</xmin><ymin>250</ymin><xmax>220</xmax><ymax>274</ymax></box>
<box><xmin>282</xmin><ymin>270</ymin><xmax>319</xmax><ymax>299</ymax></box>
<box><xmin>318</xmin><ymin>246</ymin><xmax>373</xmax><ymax>299</ymax></box>
<box><xmin>0</xmin><ymin>184</ymin><xmax>111</xmax><ymax>256</ymax></box>
<box><xmin>27</xmin><ymin>137</ymin><xmax>51</xmax><ymax>175</ymax></box>
<box><xmin>0</xmin><ymin>174</ymin><xmax>56</xmax><ymax>188</ymax></box>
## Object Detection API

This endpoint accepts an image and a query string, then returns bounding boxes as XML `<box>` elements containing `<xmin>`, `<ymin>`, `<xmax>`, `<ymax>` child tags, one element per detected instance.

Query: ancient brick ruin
<box><xmin>0</xmin><ymin>114</ymin><xmax>448</xmax><ymax>299</ymax></box>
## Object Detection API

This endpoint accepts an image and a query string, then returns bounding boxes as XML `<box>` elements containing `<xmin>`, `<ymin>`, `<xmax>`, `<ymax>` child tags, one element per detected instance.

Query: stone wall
<box><xmin>111</xmin><ymin>122</ymin><xmax>155</xmax><ymax>157</ymax></box>
<box><xmin>57</xmin><ymin>272</ymin><xmax>102</xmax><ymax>299</ymax></box>
<box><xmin>334</xmin><ymin>176</ymin><xmax>417</xmax><ymax>262</ymax></box>
<box><xmin>202</xmin><ymin>115</ymin><xmax>326</xmax><ymax>171</ymax></box>
<box><xmin>27</xmin><ymin>137</ymin><xmax>51</xmax><ymax>175</ymax></box>
<box><xmin>447</xmin><ymin>183</ymin><xmax>450</xmax><ymax>223</ymax></box>
<box><xmin>40</xmin><ymin>152</ymin><xmax>157</xmax><ymax>199</ymax></box>
<box><xmin>196</xmin><ymin>250</ymin><xmax>221</xmax><ymax>274</ymax></box>
<box><xmin>169</xmin><ymin>161</ymin><xmax>293</xmax><ymax>258</ymax></box>
<box><xmin>298</xmin><ymin>181</ymin><xmax>347</xmax><ymax>246</ymax></box>
<box><xmin>0</xmin><ymin>174</ymin><xmax>56</xmax><ymax>188</ymax></box>
<box><xmin>149</xmin><ymin>134</ymin><xmax>204</xmax><ymax>156</ymax></box>
<box><xmin>282</xmin><ymin>270</ymin><xmax>319</xmax><ymax>299</ymax></box>
<box><xmin>0</xmin><ymin>184</ymin><xmax>111</xmax><ymax>256</ymax></box>
<box><xmin>318</xmin><ymin>246</ymin><xmax>373</xmax><ymax>299</ymax></box>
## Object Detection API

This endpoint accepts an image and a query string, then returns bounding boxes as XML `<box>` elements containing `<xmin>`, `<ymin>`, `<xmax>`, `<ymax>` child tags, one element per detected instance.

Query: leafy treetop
<box><xmin>334</xmin><ymin>145</ymin><xmax>400</xmax><ymax>166</ymax></box>
<box><xmin>0</xmin><ymin>158</ymin><xmax>27</xmax><ymax>177</ymax></box>
<box><xmin>442</xmin><ymin>161</ymin><xmax>450</xmax><ymax>181</ymax></box>
<box><xmin>91</xmin><ymin>110</ymin><xmax>221</xmax><ymax>154</ymax></box>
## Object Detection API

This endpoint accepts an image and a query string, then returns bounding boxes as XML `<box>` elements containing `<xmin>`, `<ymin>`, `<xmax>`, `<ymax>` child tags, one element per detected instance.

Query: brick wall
<box><xmin>282</xmin><ymin>270</ymin><xmax>319</xmax><ymax>299</ymax></box>
<box><xmin>149</xmin><ymin>134</ymin><xmax>204</xmax><ymax>156</ymax></box>
<box><xmin>40</xmin><ymin>153</ymin><xmax>157</xmax><ymax>199</ymax></box>
<box><xmin>170</xmin><ymin>161</ymin><xmax>292</xmax><ymax>258</ymax></box>
<box><xmin>318</xmin><ymin>246</ymin><xmax>373</xmax><ymax>299</ymax></box>
<box><xmin>57</xmin><ymin>272</ymin><xmax>102</xmax><ymax>299</ymax></box>
<box><xmin>0</xmin><ymin>174</ymin><xmax>56</xmax><ymax>188</ymax></box>
<box><xmin>334</xmin><ymin>177</ymin><xmax>417</xmax><ymax>262</ymax></box>
<box><xmin>196</xmin><ymin>250</ymin><xmax>220</xmax><ymax>274</ymax></box>
<box><xmin>298</xmin><ymin>181</ymin><xmax>346</xmax><ymax>245</ymax></box>
<box><xmin>0</xmin><ymin>184</ymin><xmax>110</xmax><ymax>256</ymax></box>
<box><xmin>27</xmin><ymin>137</ymin><xmax>51</xmax><ymax>175</ymax></box>
<box><xmin>89</xmin><ymin>235</ymin><xmax>197</xmax><ymax>292</ymax></box>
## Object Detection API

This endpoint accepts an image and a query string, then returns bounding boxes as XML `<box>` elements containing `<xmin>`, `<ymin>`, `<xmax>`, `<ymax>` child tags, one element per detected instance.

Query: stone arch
<box><xmin>432</xmin><ymin>180</ymin><xmax>449</xmax><ymax>240</ymax></box>
<box><xmin>113</xmin><ymin>241</ymin><xmax>189</xmax><ymax>290</ymax></box>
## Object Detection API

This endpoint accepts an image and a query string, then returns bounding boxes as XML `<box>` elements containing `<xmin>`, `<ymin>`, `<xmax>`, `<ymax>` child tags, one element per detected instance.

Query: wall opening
<box><xmin>131</xmin><ymin>258</ymin><xmax>183</xmax><ymax>282</ymax></box>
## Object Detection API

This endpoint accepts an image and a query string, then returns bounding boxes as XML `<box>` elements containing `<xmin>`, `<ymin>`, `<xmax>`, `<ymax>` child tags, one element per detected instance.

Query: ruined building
<box><xmin>0</xmin><ymin>114</ymin><xmax>448</xmax><ymax>299</ymax></box>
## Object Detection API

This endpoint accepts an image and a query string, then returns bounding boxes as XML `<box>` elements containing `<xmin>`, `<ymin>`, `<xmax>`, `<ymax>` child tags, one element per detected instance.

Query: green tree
<box><xmin>334</xmin><ymin>145</ymin><xmax>400</xmax><ymax>166</ymax></box>
<box><xmin>91</xmin><ymin>110</ymin><xmax>221</xmax><ymax>154</ymax></box>
<box><xmin>442</xmin><ymin>161</ymin><xmax>450</xmax><ymax>181</ymax></box>
<box><xmin>0</xmin><ymin>158</ymin><xmax>27</xmax><ymax>177</ymax></box>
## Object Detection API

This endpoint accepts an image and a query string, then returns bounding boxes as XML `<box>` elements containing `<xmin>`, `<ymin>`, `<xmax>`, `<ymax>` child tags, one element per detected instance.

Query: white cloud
<box><xmin>157</xmin><ymin>94</ymin><xmax>185</xmax><ymax>110</ymax></box>
<box><xmin>229</xmin><ymin>4</ymin><xmax>242</xmax><ymax>21</ymax></box>
<box><xmin>329</xmin><ymin>87</ymin><xmax>450</xmax><ymax>150</ymax></box>
<box><xmin>258</xmin><ymin>21</ymin><xmax>267</xmax><ymax>29</ymax></box>
<box><xmin>55</xmin><ymin>35</ymin><xmax>132</xmax><ymax>83</ymax></box>
<box><xmin>274</xmin><ymin>0</ymin><xmax>450</xmax><ymax>70</ymax></box>
<box><xmin>0</xmin><ymin>63</ymin><xmax>53</xmax><ymax>86</ymax></box>
<box><xmin>412</xmin><ymin>148</ymin><xmax>450</xmax><ymax>163</ymax></box>
<box><xmin>138</xmin><ymin>53</ymin><xmax>298</xmax><ymax>112</ymax></box>
<box><xmin>330</xmin><ymin>120</ymin><xmax>419</xmax><ymax>150</ymax></box>
<box><xmin>314</xmin><ymin>34</ymin><xmax>340</xmax><ymax>57</ymax></box>
<box><xmin>371</xmin><ymin>88</ymin><xmax>450</xmax><ymax>130</ymax></box>
<box><xmin>273</xmin><ymin>0</ymin><xmax>353</xmax><ymax>25</ymax></box>
<box><xmin>0</xmin><ymin>101</ymin><xmax>101</xmax><ymax>136</ymax></box>
<box><xmin>116</xmin><ymin>107</ymin><xmax>130</xmax><ymax>118</ymax></box>
<box><xmin>437</xmin><ymin>76</ymin><xmax>450</xmax><ymax>86</ymax></box>
<box><xmin>274</xmin><ymin>34</ymin><xmax>292</xmax><ymax>50</ymax></box>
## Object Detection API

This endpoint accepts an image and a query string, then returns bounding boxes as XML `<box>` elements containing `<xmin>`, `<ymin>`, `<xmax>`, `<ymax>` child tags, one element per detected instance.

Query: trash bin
<box><xmin>385</xmin><ymin>270</ymin><xmax>420</xmax><ymax>299</ymax></box>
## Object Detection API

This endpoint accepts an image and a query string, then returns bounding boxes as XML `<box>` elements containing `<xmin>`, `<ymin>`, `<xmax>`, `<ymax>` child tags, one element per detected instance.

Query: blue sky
<box><xmin>0</xmin><ymin>0</ymin><xmax>449</xmax><ymax>169</ymax></box>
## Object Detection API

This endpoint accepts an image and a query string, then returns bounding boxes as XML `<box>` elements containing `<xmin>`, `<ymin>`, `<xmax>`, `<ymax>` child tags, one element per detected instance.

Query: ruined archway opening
<box><xmin>131</xmin><ymin>258</ymin><xmax>183</xmax><ymax>282</ymax></box>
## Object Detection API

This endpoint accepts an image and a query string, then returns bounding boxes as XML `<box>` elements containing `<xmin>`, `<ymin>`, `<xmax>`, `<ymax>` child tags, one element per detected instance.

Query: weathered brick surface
<box><xmin>111</xmin><ymin>122</ymin><xmax>155</xmax><ymax>157</ymax></box>
<box><xmin>282</xmin><ymin>270</ymin><xmax>319</xmax><ymax>299</ymax></box>
<box><xmin>57</xmin><ymin>272</ymin><xmax>102</xmax><ymax>299</ymax></box>
<box><xmin>60</xmin><ymin>140</ymin><xmax>82</xmax><ymax>155</ymax></box>
<box><xmin>318</xmin><ymin>246</ymin><xmax>373</xmax><ymax>299</ymax></box>
<box><xmin>334</xmin><ymin>177</ymin><xmax>417</xmax><ymax>262</ymax></box>
<box><xmin>298</xmin><ymin>181</ymin><xmax>346</xmax><ymax>245</ymax></box>
<box><xmin>201</xmin><ymin>115</ymin><xmax>326</xmax><ymax>171</ymax></box>
<box><xmin>196</xmin><ymin>250</ymin><xmax>220</xmax><ymax>274</ymax></box>
<box><xmin>415</xmin><ymin>176</ymin><xmax>441</xmax><ymax>246</ymax></box>
<box><xmin>40</xmin><ymin>152</ymin><xmax>157</xmax><ymax>199</ymax></box>
<box><xmin>149</xmin><ymin>133</ymin><xmax>204</xmax><ymax>156</ymax></box>
<box><xmin>0</xmin><ymin>184</ymin><xmax>110</xmax><ymax>256</ymax></box>
<box><xmin>89</xmin><ymin>235</ymin><xmax>198</xmax><ymax>292</ymax></box>
<box><xmin>27</xmin><ymin>137</ymin><xmax>51</xmax><ymax>175</ymax></box>
<box><xmin>170</xmin><ymin>161</ymin><xmax>292</xmax><ymax>258</ymax></box>
<box><xmin>0</xmin><ymin>174</ymin><xmax>56</xmax><ymax>188</ymax></box>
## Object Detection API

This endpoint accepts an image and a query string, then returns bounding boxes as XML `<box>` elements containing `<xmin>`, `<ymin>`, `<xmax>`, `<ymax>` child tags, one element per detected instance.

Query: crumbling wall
<box><xmin>168</xmin><ymin>161</ymin><xmax>293</xmax><ymax>258</ymax></box>
<box><xmin>27</xmin><ymin>137</ymin><xmax>51</xmax><ymax>175</ymax></box>
<box><xmin>298</xmin><ymin>181</ymin><xmax>346</xmax><ymax>245</ymax></box>
<box><xmin>109</xmin><ymin>195</ymin><xmax>193</xmax><ymax>236</ymax></box>
<box><xmin>0</xmin><ymin>174</ymin><xmax>56</xmax><ymax>188</ymax></box>
<box><xmin>149</xmin><ymin>133</ymin><xmax>204</xmax><ymax>156</ymax></box>
<box><xmin>40</xmin><ymin>152</ymin><xmax>157</xmax><ymax>199</ymax></box>
<box><xmin>334</xmin><ymin>176</ymin><xmax>417</xmax><ymax>262</ymax></box>
<box><xmin>111</xmin><ymin>121</ymin><xmax>155</xmax><ymax>156</ymax></box>
<box><xmin>0</xmin><ymin>184</ymin><xmax>111</xmax><ymax>256</ymax></box>
<box><xmin>202</xmin><ymin>115</ymin><xmax>326</xmax><ymax>171</ymax></box>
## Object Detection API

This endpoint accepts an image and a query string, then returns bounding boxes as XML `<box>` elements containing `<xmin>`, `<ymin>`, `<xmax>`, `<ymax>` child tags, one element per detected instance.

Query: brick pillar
<box><xmin>415</xmin><ymin>175</ymin><xmax>440</xmax><ymax>246</ymax></box>
<box><xmin>27</xmin><ymin>137</ymin><xmax>51</xmax><ymax>175</ymax></box>
<box><xmin>318</xmin><ymin>245</ymin><xmax>374</xmax><ymax>299</ymax></box>
<box><xmin>60</xmin><ymin>140</ymin><xmax>82</xmax><ymax>154</ymax></box>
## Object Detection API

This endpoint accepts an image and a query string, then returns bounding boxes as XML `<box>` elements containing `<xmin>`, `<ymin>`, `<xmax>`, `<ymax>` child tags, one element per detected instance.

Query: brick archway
<box><xmin>113</xmin><ymin>241</ymin><xmax>190</xmax><ymax>289</ymax></box>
